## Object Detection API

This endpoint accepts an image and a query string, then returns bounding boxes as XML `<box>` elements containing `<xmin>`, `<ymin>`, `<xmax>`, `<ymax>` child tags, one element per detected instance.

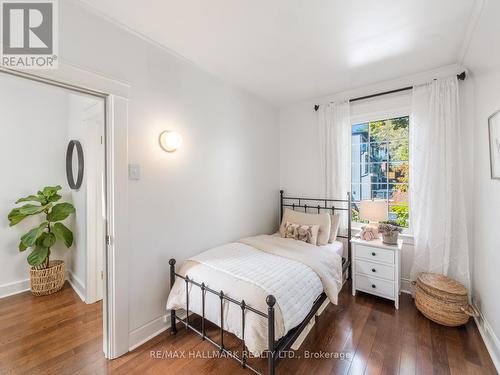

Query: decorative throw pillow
<box><xmin>283</xmin><ymin>221</ymin><xmax>320</xmax><ymax>245</ymax></box>
<box><xmin>279</xmin><ymin>209</ymin><xmax>331</xmax><ymax>245</ymax></box>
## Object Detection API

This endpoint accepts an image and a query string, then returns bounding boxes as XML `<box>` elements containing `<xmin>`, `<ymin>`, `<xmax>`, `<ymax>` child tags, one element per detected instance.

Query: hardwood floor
<box><xmin>0</xmin><ymin>281</ymin><xmax>497</xmax><ymax>375</ymax></box>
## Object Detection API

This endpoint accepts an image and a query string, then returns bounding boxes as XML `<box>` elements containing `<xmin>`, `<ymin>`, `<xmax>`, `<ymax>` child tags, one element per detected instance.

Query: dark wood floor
<box><xmin>0</xmin><ymin>281</ymin><xmax>497</xmax><ymax>375</ymax></box>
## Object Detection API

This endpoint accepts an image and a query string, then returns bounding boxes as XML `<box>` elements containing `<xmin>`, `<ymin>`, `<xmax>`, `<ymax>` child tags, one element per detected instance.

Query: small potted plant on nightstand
<box><xmin>7</xmin><ymin>185</ymin><xmax>75</xmax><ymax>296</ymax></box>
<box><xmin>378</xmin><ymin>220</ymin><xmax>402</xmax><ymax>245</ymax></box>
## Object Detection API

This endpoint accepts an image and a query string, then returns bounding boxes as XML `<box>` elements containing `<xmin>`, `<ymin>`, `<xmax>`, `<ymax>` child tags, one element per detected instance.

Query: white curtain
<box><xmin>318</xmin><ymin>101</ymin><xmax>351</xmax><ymax>200</ymax></box>
<box><xmin>410</xmin><ymin>76</ymin><xmax>470</xmax><ymax>290</ymax></box>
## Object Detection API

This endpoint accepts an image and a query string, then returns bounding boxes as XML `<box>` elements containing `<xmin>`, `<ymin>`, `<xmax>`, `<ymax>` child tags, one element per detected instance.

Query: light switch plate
<box><xmin>128</xmin><ymin>164</ymin><xmax>141</xmax><ymax>180</ymax></box>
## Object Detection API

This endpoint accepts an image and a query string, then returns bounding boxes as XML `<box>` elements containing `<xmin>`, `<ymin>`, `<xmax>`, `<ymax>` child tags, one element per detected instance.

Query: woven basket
<box><xmin>30</xmin><ymin>260</ymin><xmax>65</xmax><ymax>296</ymax></box>
<box><xmin>415</xmin><ymin>272</ymin><xmax>477</xmax><ymax>327</ymax></box>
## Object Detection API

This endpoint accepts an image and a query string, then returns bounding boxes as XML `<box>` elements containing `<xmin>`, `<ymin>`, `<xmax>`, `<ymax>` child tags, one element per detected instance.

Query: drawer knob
<box><xmin>371</xmin><ymin>252</ymin><xmax>376</xmax><ymax>256</ymax></box>
<box><xmin>371</xmin><ymin>284</ymin><xmax>376</xmax><ymax>289</ymax></box>
<box><xmin>371</xmin><ymin>268</ymin><xmax>376</xmax><ymax>273</ymax></box>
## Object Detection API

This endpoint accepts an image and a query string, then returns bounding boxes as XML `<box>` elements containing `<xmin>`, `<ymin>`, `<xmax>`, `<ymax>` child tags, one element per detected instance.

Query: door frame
<box><xmin>0</xmin><ymin>64</ymin><xmax>131</xmax><ymax>359</ymax></box>
<box><xmin>84</xmin><ymin>100</ymin><xmax>106</xmax><ymax>305</ymax></box>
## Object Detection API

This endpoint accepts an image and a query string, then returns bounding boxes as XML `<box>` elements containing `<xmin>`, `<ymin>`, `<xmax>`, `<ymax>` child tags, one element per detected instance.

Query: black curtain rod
<box><xmin>314</xmin><ymin>71</ymin><xmax>466</xmax><ymax>111</ymax></box>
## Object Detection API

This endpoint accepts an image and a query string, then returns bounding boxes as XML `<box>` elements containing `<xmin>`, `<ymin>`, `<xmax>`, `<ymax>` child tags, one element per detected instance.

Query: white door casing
<box><xmin>85</xmin><ymin>101</ymin><xmax>105</xmax><ymax>304</ymax></box>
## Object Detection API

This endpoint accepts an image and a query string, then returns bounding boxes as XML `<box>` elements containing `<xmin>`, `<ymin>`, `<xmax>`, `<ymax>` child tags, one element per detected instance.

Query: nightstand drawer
<box><xmin>356</xmin><ymin>245</ymin><xmax>395</xmax><ymax>264</ymax></box>
<box><xmin>355</xmin><ymin>275</ymin><xmax>394</xmax><ymax>298</ymax></box>
<box><xmin>354</xmin><ymin>259</ymin><xmax>395</xmax><ymax>281</ymax></box>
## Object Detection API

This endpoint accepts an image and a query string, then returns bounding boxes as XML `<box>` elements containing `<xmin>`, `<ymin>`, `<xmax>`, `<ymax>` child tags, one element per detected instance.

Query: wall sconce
<box><xmin>159</xmin><ymin>131</ymin><xmax>182</xmax><ymax>152</ymax></box>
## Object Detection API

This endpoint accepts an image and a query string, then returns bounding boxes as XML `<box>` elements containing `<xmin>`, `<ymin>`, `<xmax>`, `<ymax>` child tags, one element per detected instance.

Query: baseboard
<box><xmin>129</xmin><ymin>310</ymin><xmax>186</xmax><ymax>351</ymax></box>
<box><xmin>474</xmin><ymin>309</ymin><xmax>500</xmax><ymax>373</ymax></box>
<box><xmin>66</xmin><ymin>270</ymin><xmax>86</xmax><ymax>302</ymax></box>
<box><xmin>401</xmin><ymin>277</ymin><xmax>413</xmax><ymax>295</ymax></box>
<box><xmin>1</xmin><ymin>272</ymin><xmax>86</xmax><ymax>301</ymax></box>
<box><xmin>0</xmin><ymin>278</ymin><xmax>30</xmax><ymax>299</ymax></box>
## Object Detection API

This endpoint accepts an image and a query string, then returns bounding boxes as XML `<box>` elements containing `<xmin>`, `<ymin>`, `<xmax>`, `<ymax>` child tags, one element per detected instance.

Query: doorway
<box><xmin>0</xmin><ymin>69</ymin><xmax>108</xmax><ymax>356</ymax></box>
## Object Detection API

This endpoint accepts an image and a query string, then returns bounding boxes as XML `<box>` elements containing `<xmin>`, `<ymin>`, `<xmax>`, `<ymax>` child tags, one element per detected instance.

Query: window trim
<box><xmin>350</xmin><ymin>107</ymin><xmax>411</xmax><ymax>126</ymax></box>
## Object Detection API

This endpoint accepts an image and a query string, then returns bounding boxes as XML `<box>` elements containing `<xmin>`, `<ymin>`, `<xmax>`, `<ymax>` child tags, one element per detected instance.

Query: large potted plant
<box><xmin>8</xmin><ymin>185</ymin><xmax>75</xmax><ymax>296</ymax></box>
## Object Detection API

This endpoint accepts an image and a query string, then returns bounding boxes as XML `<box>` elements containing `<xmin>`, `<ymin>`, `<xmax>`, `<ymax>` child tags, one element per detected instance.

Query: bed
<box><xmin>166</xmin><ymin>190</ymin><xmax>352</xmax><ymax>375</ymax></box>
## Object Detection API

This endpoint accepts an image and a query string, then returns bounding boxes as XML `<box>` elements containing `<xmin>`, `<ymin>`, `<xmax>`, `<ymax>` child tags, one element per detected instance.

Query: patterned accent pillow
<box><xmin>283</xmin><ymin>221</ymin><xmax>320</xmax><ymax>245</ymax></box>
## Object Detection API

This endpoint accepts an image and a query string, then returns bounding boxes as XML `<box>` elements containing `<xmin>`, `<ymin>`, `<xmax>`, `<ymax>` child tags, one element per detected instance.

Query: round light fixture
<box><xmin>159</xmin><ymin>131</ymin><xmax>182</xmax><ymax>152</ymax></box>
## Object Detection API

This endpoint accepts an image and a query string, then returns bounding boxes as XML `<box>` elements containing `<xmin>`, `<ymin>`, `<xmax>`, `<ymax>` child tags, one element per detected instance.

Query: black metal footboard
<box><xmin>169</xmin><ymin>259</ymin><xmax>335</xmax><ymax>375</ymax></box>
<box><xmin>169</xmin><ymin>258</ymin><xmax>278</xmax><ymax>375</ymax></box>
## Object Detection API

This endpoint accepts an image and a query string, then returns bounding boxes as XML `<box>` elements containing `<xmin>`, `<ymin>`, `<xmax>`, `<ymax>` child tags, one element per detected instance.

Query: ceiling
<box><xmin>80</xmin><ymin>0</ymin><xmax>476</xmax><ymax>106</ymax></box>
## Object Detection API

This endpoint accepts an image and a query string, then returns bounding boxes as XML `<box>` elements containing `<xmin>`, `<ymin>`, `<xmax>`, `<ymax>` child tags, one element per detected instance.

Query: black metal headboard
<box><xmin>279</xmin><ymin>190</ymin><xmax>352</xmax><ymax>278</ymax></box>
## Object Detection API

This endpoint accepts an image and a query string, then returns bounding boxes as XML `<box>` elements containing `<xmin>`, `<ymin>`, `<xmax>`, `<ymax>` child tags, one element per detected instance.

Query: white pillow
<box><xmin>279</xmin><ymin>208</ymin><xmax>331</xmax><ymax>246</ymax></box>
<box><xmin>329</xmin><ymin>214</ymin><xmax>341</xmax><ymax>243</ymax></box>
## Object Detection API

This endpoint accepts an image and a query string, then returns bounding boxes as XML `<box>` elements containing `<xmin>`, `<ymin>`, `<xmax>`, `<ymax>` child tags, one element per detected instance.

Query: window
<box><xmin>351</xmin><ymin>116</ymin><xmax>410</xmax><ymax>227</ymax></box>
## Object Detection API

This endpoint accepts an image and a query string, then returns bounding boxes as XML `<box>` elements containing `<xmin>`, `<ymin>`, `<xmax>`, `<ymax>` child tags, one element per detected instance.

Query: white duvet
<box><xmin>166</xmin><ymin>234</ymin><xmax>342</xmax><ymax>355</ymax></box>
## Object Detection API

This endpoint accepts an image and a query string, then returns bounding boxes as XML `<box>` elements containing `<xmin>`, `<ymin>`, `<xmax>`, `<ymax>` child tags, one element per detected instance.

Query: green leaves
<box><xmin>19</xmin><ymin>241</ymin><xmax>27</xmax><ymax>252</ymax></box>
<box><xmin>8</xmin><ymin>204</ymin><xmax>51</xmax><ymax>226</ymax></box>
<box><xmin>39</xmin><ymin>232</ymin><xmax>56</xmax><ymax>248</ymax></box>
<box><xmin>16</xmin><ymin>195</ymin><xmax>45</xmax><ymax>204</ymax></box>
<box><xmin>40</xmin><ymin>185</ymin><xmax>62</xmax><ymax>199</ymax></box>
<box><xmin>53</xmin><ymin>223</ymin><xmax>73</xmax><ymax>248</ymax></box>
<box><xmin>15</xmin><ymin>186</ymin><xmax>62</xmax><ymax>206</ymax></box>
<box><xmin>20</xmin><ymin>222</ymin><xmax>48</xmax><ymax>248</ymax></box>
<box><xmin>8</xmin><ymin>208</ymin><xmax>28</xmax><ymax>226</ymax></box>
<box><xmin>27</xmin><ymin>246</ymin><xmax>49</xmax><ymax>267</ymax></box>
<box><xmin>18</xmin><ymin>204</ymin><xmax>50</xmax><ymax>215</ymax></box>
<box><xmin>47</xmin><ymin>194</ymin><xmax>62</xmax><ymax>203</ymax></box>
<box><xmin>8</xmin><ymin>185</ymin><xmax>75</xmax><ymax>268</ymax></box>
<box><xmin>8</xmin><ymin>186</ymin><xmax>65</xmax><ymax>227</ymax></box>
<box><xmin>47</xmin><ymin>203</ymin><xmax>75</xmax><ymax>222</ymax></box>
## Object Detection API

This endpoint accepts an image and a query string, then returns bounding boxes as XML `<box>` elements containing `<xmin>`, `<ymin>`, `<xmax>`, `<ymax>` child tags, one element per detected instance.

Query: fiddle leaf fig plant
<box><xmin>8</xmin><ymin>185</ymin><xmax>75</xmax><ymax>269</ymax></box>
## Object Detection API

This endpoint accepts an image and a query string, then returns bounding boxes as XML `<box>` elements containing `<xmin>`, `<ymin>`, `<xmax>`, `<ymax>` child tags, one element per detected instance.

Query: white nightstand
<box><xmin>351</xmin><ymin>237</ymin><xmax>402</xmax><ymax>309</ymax></box>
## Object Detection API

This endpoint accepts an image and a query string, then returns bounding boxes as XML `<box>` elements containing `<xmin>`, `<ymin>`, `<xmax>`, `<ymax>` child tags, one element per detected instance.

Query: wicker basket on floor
<box><xmin>415</xmin><ymin>272</ymin><xmax>477</xmax><ymax>326</ymax></box>
<box><xmin>30</xmin><ymin>260</ymin><xmax>65</xmax><ymax>296</ymax></box>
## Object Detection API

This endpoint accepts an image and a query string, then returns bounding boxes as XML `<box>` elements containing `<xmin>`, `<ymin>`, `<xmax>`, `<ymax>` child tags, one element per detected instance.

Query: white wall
<box><xmin>463</xmin><ymin>0</ymin><xmax>500</xmax><ymax>368</ymax></box>
<box><xmin>0</xmin><ymin>74</ymin><xmax>71</xmax><ymax>297</ymax></box>
<box><xmin>65</xmin><ymin>93</ymin><xmax>106</xmax><ymax>301</ymax></box>
<box><xmin>469</xmin><ymin>68</ymin><xmax>500</xmax><ymax>369</ymax></box>
<box><xmin>57</xmin><ymin>0</ymin><xmax>279</xmax><ymax>345</ymax></box>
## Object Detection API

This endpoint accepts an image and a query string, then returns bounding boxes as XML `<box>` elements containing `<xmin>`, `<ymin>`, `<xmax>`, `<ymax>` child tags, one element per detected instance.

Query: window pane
<box><xmin>389</xmin><ymin>204</ymin><xmax>409</xmax><ymax>228</ymax></box>
<box><xmin>371</xmin><ymin>181</ymin><xmax>387</xmax><ymax>190</ymax></box>
<box><xmin>370</xmin><ymin>162</ymin><xmax>388</xmax><ymax>184</ymax></box>
<box><xmin>351</xmin><ymin>183</ymin><xmax>393</xmax><ymax>201</ymax></box>
<box><xmin>351</xmin><ymin>165</ymin><xmax>360</xmax><ymax>185</ymax></box>
<box><xmin>352</xmin><ymin>164</ymin><xmax>370</xmax><ymax>184</ymax></box>
<box><xmin>351</xmin><ymin>143</ymin><xmax>368</xmax><ymax>164</ymax></box>
<box><xmin>371</xmin><ymin>184</ymin><xmax>388</xmax><ymax>199</ymax></box>
<box><xmin>369</xmin><ymin>120</ymin><xmax>390</xmax><ymax>142</ymax></box>
<box><xmin>351</xmin><ymin>183</ymin><xmax>362</xmax><ymax>202</ymax></box>
<box><xmin>351</xmin><ymin>203</ymin><xmax>368</xmax><ymax>224</ymax></box>
<box><xmin>369</xmin><ymin>117</ymin><xmax>409</xmax><ymax>143</ymax></box>
<box><xmin>389</xmin><ymin>117</ymin><xmax>409</xmax><ymax>139</ymax></box>
<box><xmin>351</xmin><ymin>183</ymin><xmax>372</xmax><ymax>201</ymax></box>
<box><xmin>389</xmin><ymin>184</ymin><xmax>409</xmax><ymax>204</ymax></box>
<box><xmin>388</xmin><ymin>139</ymin><xmax>409</xmax><ymax>162</ymax></box>
<box><xmin>388</xmin><ymin>162</ymin><xmax>409</xmax><ymax>183</ymax></box>
<box><xmin>352</xmin><ymin>123</ymin><xmax>369</xmax><ymax>143</ymax></box>
<box><xmin>370</xmin><ymin>142</ymin><xmax>388</xmax><ymax>162</ymax></box>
